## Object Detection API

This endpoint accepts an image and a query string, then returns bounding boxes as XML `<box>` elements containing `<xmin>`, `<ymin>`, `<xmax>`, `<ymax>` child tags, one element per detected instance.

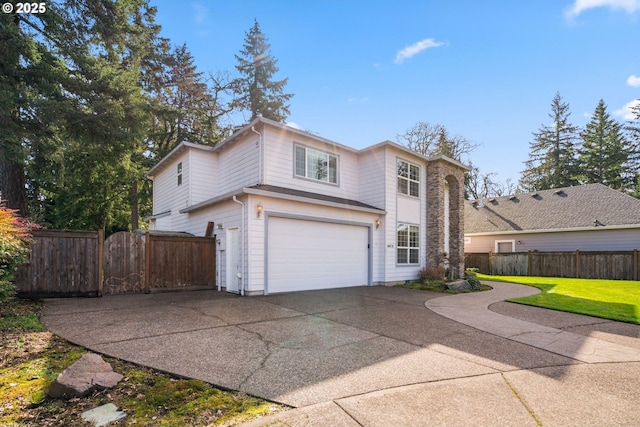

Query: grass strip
<box><xmin>477</xmin><ymin>274</ymin><xmax>640</xmax><ymax>324</ymax></box>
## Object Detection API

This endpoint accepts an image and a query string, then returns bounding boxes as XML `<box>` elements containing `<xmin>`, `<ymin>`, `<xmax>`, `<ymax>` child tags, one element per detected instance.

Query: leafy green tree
<box><xmin>577</xmin><ymin>99</ymin><xmax>631</xmax><ymax>190</ymax></box>
<box><xmin>0</xmin><ymin>6</ymin><xmax>70</xmax><ymax>217</ymax></box>
<box><xmin>520</xmin><ymin>92</ymin><xmax>580</xmax><ymax>191</ymax></box>
<box><xmin>234</xmin><ymin>20</ymin><xmax>292</xmax><ymax>122</ymax></box>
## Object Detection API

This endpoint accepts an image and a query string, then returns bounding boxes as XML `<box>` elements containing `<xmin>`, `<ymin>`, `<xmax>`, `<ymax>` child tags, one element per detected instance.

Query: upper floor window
<box><xmin>177</xmin><ymin>162</ymin><xmax>183</xmax><ymax>186</ymax></box>
<box><xmin>397</xmin><ymin>159</ymin><xmax>419</xmax><ymax>197</ymax></box>
<box><xmin>295</xmin><ymin>145</ymin><xmax>338</xmax><ymax>184</ymax></box>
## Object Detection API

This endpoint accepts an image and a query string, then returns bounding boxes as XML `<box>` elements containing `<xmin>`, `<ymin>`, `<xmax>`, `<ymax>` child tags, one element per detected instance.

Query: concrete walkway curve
<box><xmin>426</xmin><ymin>281</ymin><xmax>640</xmax><ymax>363</ymax></box>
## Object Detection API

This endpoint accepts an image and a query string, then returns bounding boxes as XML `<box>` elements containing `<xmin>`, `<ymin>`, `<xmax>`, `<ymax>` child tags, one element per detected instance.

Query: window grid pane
<box><xmin>397</xmin><ymin>223</ymin><xmax>419</xmax><ymax>265</ymax></box>
<box><xmin>295</xmin><ymin>147</ymin><xmax>306</xmax><ymax>177</ymax></box>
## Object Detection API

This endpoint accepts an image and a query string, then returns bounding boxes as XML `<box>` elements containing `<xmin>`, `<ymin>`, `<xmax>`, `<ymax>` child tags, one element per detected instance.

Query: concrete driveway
<box><xmin>41</xmin><ymin>284</ymin><xmax>640</xmax><ymax>426</ymax></box>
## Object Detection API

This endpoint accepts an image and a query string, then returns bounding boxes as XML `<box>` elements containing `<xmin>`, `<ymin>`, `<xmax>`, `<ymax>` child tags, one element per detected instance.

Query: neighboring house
<box><xmin>464</xmin><ymin>183</ymin><xmax>640</xmax><ymax>253</ymax></box>
<box><xmin>146</xmin><ymin>117</ymin><xmax>468</xmax><ymax>295</ymax></box>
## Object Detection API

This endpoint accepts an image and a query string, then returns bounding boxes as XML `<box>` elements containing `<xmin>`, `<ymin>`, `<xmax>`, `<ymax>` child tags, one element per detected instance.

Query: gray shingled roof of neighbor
<box><xmin>465</xmin><ymin>183</ymin><xmax>640</xmax><ymax>234</ymax></box>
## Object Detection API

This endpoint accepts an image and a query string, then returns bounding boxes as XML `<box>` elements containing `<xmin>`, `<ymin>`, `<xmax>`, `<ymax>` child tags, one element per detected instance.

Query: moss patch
<box><xmin>1</xmin><ymin>297</ymin><xmax>287</xmax><ymax>426</ymax></box>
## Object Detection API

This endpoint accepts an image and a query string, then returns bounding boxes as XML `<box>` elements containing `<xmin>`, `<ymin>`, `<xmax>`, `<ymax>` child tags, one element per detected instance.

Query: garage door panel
<box><xmin>268</xmin><ymin>217</ymin><xmax>369</xmax><ymax>293</ymax></box>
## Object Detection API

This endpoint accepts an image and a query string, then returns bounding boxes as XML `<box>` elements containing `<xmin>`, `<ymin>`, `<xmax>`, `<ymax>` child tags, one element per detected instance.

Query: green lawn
<box><xmin>477</xmin><ymin>274</ymin><xmax>640</xmax><ymax>324</ymax></box>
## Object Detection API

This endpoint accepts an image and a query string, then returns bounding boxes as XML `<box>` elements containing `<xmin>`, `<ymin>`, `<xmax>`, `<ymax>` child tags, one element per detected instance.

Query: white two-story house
<box><xmin>146</xmin><ymin>117</ymin><xmax>468</xmax><ymax>295</ymax></box>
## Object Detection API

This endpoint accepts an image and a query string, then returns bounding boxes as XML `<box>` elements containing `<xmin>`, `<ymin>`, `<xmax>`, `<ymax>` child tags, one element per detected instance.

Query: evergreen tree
<box><xmin>234</xmin><ymin>20</ymin><xmax>292</xmax><ymax>122</ymax></box>
<box><xmin>626</xmin><ymin>101</ymin><xmax>640</xmax><ymax>198</ymax></box>
<box><xmin>520</xmin><ymin>92</ymin><xmax>580</xmax><ymax>191</ymax></box>
<box><xmin>577</xmin><ymin>99</ymin><xmax>631</xmax><ymax>190</ymax></box>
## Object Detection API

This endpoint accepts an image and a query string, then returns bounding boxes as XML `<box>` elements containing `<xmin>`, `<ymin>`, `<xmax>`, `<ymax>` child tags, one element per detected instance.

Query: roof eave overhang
<box><xmin>180</xmin><ymin>187</ymin><xmax>387</xmax><ymax>216</ymax></box>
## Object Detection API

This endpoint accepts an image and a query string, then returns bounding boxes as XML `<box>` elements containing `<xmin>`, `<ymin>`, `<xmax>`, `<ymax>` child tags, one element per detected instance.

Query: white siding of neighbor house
<box><xmin>262</xmin><ymin>127</ymin><xmax>361</xmax><ymax>200</ymax></box>
<box><xmin>465</xmin><ymin>228</ymin><xmax>640</xmax><ymax>253</ymax></box>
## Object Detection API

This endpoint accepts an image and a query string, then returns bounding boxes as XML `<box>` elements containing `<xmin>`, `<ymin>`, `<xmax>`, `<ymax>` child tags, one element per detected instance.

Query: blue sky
<box><xmin>150</xmin><ymin>0</ymin><xmax>640</xmax><ymax>185</ymax></box>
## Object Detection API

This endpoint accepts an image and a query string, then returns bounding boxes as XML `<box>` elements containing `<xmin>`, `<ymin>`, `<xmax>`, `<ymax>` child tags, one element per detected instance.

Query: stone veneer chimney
<box><xmin>426</xmin><ymin>158</ymin><xmax>467</xmax><ymax>278</ymax></box>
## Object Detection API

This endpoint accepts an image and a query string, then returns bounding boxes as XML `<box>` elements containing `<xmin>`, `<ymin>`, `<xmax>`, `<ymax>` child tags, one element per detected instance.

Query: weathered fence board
<box><xmin>146</xmin><ymin>234</ymin><xmax>216</xmax><ymax>290</ymax></box>
<box><xmin>14</xmin><ymin>230</ymin><xmax>102</xmax><ymax>296</ymax></box>
<box><xmin>14</xmin><ymin>230</ymin><xmax>216</xmax><ymax>297</ymax></box>
<box><xmin>465</xmin><ymin>250</ymin><xmax>639</xmax><ymax>280</ymax></box>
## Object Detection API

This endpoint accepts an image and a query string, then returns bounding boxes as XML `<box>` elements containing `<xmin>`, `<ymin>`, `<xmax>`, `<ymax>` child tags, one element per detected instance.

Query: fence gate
<box><xmin>103</xmin><ymin>231</ymin><xmax>145</xmax><ymax>294</ymax></box>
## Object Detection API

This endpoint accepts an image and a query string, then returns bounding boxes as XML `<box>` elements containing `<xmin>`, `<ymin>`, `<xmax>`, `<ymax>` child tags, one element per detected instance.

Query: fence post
<box><xmin>144</xmin><ymin>231</ymin><xmax>151</xmax><ymax>294</ymax></box>
<box><xmin>97</xmin><ymin>229</ymin><xmax>104</xmax><ymax>297</ymax></box>
<box><xmin>575</xmin><ymin>249</ymin><xmax>580</xmax><ymax>279</ymax></box>
<box><xmin>634</xmin><ymin>249</ymin><xmax>638</xmax><ymax>281</ymax></box>
<box><xmin>527</xmin><ymin>250</ymin><xmax>532</xmax><ymax>276</ymax></box>
<box><xmin>488</xmin><ymin>251</ymin><xmax>493</xmax><ymax>275</ymax></box>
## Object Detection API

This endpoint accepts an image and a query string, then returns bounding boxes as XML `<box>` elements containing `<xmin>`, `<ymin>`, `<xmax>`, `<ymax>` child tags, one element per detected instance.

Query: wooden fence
<box><xmin>14</xmin><ymin>230</ymin><xmax>216</xmax><ymax>297</ymax></box>
<box><xmin>465</xmin><ymin>250</ymin><xmax>640</xmax><ymax>281</ymax></box>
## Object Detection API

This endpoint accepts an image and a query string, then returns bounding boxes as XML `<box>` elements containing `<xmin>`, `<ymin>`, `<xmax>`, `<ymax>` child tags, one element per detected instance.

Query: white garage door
<box><xmin>267</xmin><ymin>217</ymin><xmax>369</xmax><ymax>293</ymax></box>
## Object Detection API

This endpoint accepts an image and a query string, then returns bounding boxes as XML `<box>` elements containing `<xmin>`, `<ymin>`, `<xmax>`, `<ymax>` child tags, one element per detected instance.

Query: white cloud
<box><xmin>627</xmin><ymin>74</ymin><xmax>640</xmax><ymax>87</ymax></box>
<box><xmin>394</xmin><ymin>38</ymin><xmax>444</xmax><ymax>64</ymax></box>
<box><xmin>565</xmin><ymin>0</ymin><xmax>640</xmax><ymax>18</ymax></box>
<box><xmin>347</xmin><ymin>97</ymin><xmax>369</xmax><ymax>103</ymax></box>
<box><xmin>614</xmin><ymin>99</ymin><xmax>640</xmax><ymax>120</ymax></box>
<box><xmin>191</xmin><ymin>3</ymin><xmax>209</xmax><ymax>24</ymax></box>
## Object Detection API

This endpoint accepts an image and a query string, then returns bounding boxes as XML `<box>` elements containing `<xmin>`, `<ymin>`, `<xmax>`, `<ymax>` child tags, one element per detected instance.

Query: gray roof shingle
<box><xmin>465</xmin><ymin>183</ymin><xmax>640</xmax><ymax>234</ymax></box>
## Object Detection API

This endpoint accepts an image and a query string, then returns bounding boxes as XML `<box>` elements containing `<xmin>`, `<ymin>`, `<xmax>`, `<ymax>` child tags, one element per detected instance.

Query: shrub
<box><xmin>464</xmin><ymin>270</ymin><xmax>482</xmax><ymax>291</ymax></box>
<box><xmin>419</xmin><ymin>266</ymin><xmax>446</xmax><ymax>282</ymax></box>
<box><xmin>0</xmin><ymin>206</ymin><xmax>36</xmax><ymax>303</ymax></box>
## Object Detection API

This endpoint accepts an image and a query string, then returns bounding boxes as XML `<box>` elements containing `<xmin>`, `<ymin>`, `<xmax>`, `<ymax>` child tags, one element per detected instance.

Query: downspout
<box><xmin>251</xmin><ymin>126</ymin><xmax>263</xmax><ymax>185</ymax></box>
<box><xmin>232</xmin><ymin>195</ymin><xmax>245</xmax><ymax>296</ymax></box>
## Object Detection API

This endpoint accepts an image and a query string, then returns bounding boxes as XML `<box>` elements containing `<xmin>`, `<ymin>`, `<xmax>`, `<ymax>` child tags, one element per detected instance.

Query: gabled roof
<box><xmin>465</xmin><ymin>183</ymin><xmax>640</xmax><ymax>234</ymax></box>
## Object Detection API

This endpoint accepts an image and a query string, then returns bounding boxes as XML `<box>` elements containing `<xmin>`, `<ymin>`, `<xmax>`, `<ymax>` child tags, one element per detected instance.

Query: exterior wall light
<box><xmin>375</xmin><ymin>218</ymin><xmax>381</xmax><ymax>229</ymax></box>
<box><xmin>256</xmin><ymin>203</ymin><xmax>263</xmax><ymax>218</ymax></box>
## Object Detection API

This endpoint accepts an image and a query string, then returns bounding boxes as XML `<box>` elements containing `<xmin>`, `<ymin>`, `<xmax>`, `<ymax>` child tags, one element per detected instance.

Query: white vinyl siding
<box><xmin>262</xmin><ymin>130</ymin><xmax>360</xmax><ymax>200</ymax></box>
<box><xmin>397</xmin><ymin>223</ymin><xmax>419</xmax><ymax>264</ymax></box>
<box><xmin>294</xmin><ymin>144</ymin><xmax>338</xmax><ymax>184</ymax></box>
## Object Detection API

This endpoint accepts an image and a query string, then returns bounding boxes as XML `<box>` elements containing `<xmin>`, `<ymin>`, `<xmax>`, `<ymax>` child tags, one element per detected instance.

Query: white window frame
<box><xmin>177</xmin><ymin>162</ymin><xmax>183</xmax><ymax>186</ymax></box>
<box><xmin>495</xmin><ymin>240</ymin><xmax>515</xmax><ymax>253</ymax></box>
<box><xmin>397</xmin><ymin>159</ymin><xmax>420</xmax><ymax>198</ymax></box>
<box><xmin>294</xmin><ymin>144</ymin><xmax>338</xmax><ymax>185</ymax></box>
<box><xmin>397</xmin><ymin>223</ymin><xmax>420</xmax><ymax>265</ymax></box>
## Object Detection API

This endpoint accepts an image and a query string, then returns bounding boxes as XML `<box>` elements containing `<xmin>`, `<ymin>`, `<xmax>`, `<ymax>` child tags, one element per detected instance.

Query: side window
<box><xmin>177</xmin><ymin>162</ymin><xmax>183</xmax><ymax>186</ymax></box>
<box><xmin>397</xmin><ymin>159</ymin><xmax>419</xmax><ymax>197</ymax></box>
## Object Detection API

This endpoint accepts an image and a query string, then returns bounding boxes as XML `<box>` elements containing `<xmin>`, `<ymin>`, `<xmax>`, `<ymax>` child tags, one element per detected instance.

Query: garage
<box><xmin>266</xmin><ymin>216</ymin><xmax>370</xmax><ymax>293</ymax></box>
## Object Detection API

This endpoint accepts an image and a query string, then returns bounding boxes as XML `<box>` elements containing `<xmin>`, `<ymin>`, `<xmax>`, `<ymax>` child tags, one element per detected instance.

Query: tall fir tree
<box><xmin>234</xmin><ymin>20</ymin><xmax>292</xmax><ymax>122</ymax></box>
<box><xmin>577</xmin><ymin>99</ymin><xmax>631</xmax><ymax>190</ymax></box>
<box><xmin>520</xmin><ymin>92</ymin><xmax>580</xmax><ymax>191</ymax></box>
<box><xmin>626</xmin><ymin>101</ymin><xmax>640</xmax><ymax>198</ymax></box>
